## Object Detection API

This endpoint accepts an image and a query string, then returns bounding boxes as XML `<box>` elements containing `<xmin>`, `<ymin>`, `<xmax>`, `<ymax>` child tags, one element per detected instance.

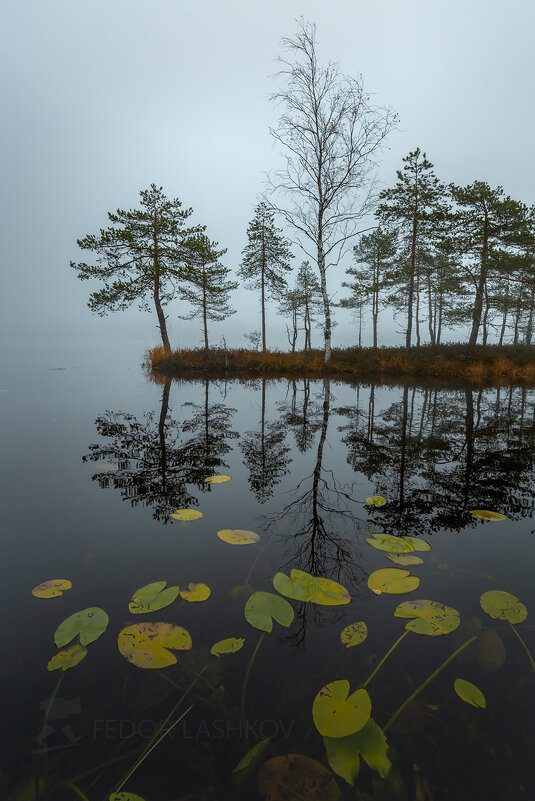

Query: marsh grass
<box><xmin>148</xmin><ymin>343</ymin><xmax>535</xmax><ymax>383</ymax></box>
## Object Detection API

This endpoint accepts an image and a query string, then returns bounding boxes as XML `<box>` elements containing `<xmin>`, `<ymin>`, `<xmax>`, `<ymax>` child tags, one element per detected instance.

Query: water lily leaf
<box><xmin>394</xmin><ymin>599</ymin><xmax>461</xmax><ymax>636</ymax></box>
<box><xmin>403</xmin><ymin>537</ymin><xmax>431</xmax><ymax>552</ymax></box>
<box><xmin>323</xmin><ymin>735</ymin><xmax>360</xmax><ymax>786</ymax></box>
<box><xmin>229</xmin><ymin>583</ymin><xmax>254</xmax><ymax>600</ymax></box>
<box><xmin>311</xmin><ymin>575</ymin><xmax>351</xmax><ymax>606</ymax></box>
<box><xmin>180</xmin><ymin>582</ymin><xmax>211</xmax><ymax>602</ymax></box>
<box><xmin>368</xmin><ymin>569</ymin><xmax>419</xmax><ymax>595</ymax></box>
<box><xmin>386</xmin><ymin>554</ymin><xmax>424</xmax><ymax>566</ymax></box>
<box><xmin>476</xmin><ymin>629</ymin><xmax>506</xmax><ymax>672</ymax></box>
<box><xmin>480</xmin><ymin>590</ymin><xmax>527</xmax><ymax>623</ymax></box>
<box><xmin>170</xmin><ymin>508</ymin><xmax>203</xmax><ymax>521</ymax></box>
<box><xmin>32</xmin><ymin>579</ymin><xmax>72</xmax><ymax>598</ymax></box>
<box><xmin>245</xmin><ymin>591</ymin><xmax>294</xmax><ymax>633</ymax></box>
<box><xmin>258</xmin><ymin>754</ymin><xmax>341</xmax><ymax>801</ymax></box>
<box><xmin>204</xmin><ymin>474</ymin><xmax>231</xmax><ymax>483</ymax></box>
<box><xmin>128</xmin><ymin>581</ymin><xmax>180</xmax><ymax>614</ymax></box>
<box><xmin>351</xmin><ymin>719</ymin><xmax>391</xmax><ymax>779</ymax></box>
<box><xmin>109</xmin><ymin>794</ymin><xmax>147</xmax><ymax>801</ymax></box>
<box><xmin>365</xmin><ymin>533</ymin><xmax>415</xmax><ymax>553</ymax></box>
<box><xmin>217</xmin><ymin>529</ymin><xmax>260</xmax><ymax>545</ymax></box>
<box><xmin>54</xmin><ymin>607</ymin><xmax>109</xmax><ymax>647</ymax></box>
<box><xmin>365</xmin><ymin>495</ymin><xmax>387</xmax><ymax>507</ymax></box>
<box><xmin>233</xmin><ymin>738</ymin><xmax>270</xmax><ymax>786</ymax></box>
<box><xmin>313</xmin><ymin>680</ymin><xmax>372</xmax><ymax>738</ymax></box>
<box><xmin>47</xmin><ymin>644</ymin><xmax>87</xmax><ymax>672</ymax></box>
<box><xmin>109</xmin><ymin>794</ymin><xmax>146</xmax><ymax>801</ymax></box>
<box><xmin>454</xmin><ymin>678</ymin><xmax>486</xmax><ymax>708</ymax></box>
<box><xmin>118</xmin><ymin>622</ymin><xmax>192</xmax><ymax>668</ymax></box>
<box><xmin>470</xmin><ymin>510</ymin><xmax>507</xmax><ymax>521</ymax></box>
<box><xmin>273</xmin><ymin>570</ymin><xmax>318</xmax><ymax>601</ymax></box>
<box><xmin>341</xmin><ymin>622</ymin><xmax>368</xmax><ymax>648</ymax></box>
<box><xmin>211</xmin><ymin>637</ymin><xmax>245</xmax><ymax>657</ymax></box>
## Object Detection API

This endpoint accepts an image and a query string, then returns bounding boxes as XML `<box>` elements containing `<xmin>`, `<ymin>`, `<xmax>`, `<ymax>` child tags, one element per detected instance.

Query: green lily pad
<box><xmin>454</xmin><ymin>678</ymin><xmax>486</xmax><ymax>708</ymax></box>
<box><xmin>323</xmin><ymin>734</ymin><xmax>360</xmax><ymax>786</ymax></box>
<box><xmin>273</xmin><ymin>570</ymin><xmax>318</xmax><ymax>601</ymax></box>
<box><xmin>312</xmin><ymin>575</ymin><xmax>351</xmax><ymax>605</ymax></box>
<box><xmin>386</xmin><ymin>554</ymin><xmax>424</xmax><ymax>566</ymax></box>
<box><xmin>325</xmin><ymin>718</ymin><xmax>391</xmax><ymax>784</ymax></box>
<box><xmin>233</xmin><ymin>738</ymin><xmax>270</xmax><ymax>786</ymax></box>
<box><xmin>480</xmin><ymin>590</ymin><xmax>527</xmax><ymax>624</ymax></box>
<box><xmin>394</xmin><ymin>599</ymin><xmax>461</xmax><ymax>636</ymax></box>
<box><xmin>245</xmin><ymin>591</ymin><xmax>294</xmax><ymax>633</ymax></box>
<box><xmin>313</xmin><ymin>679</ymin><xmax>371</xmax><ymax>738</ymax></box>
<box><xmin>109</xmin><ymin>794</ymin><xmax>147</xmax><ymax>801</ymax></box>
<box><xmin>365</xmin><ymin>495</ymin><xmax>387</xmax><ymax>507</ymax></box>
<box><xmin>211</xmin><ymin>637</ymin><xmax>245</xmax><ymax>657</ymax></box>
<box><xmin>229</xmin><ymin>583</ymin><xmax>254</xmax><ymax>600</ymax></box>
<box><xmin>47</xmin><ymin>644</ymin><xmax>87</xmax><ymax>672</ymax></box>
<box><xmin>368</xmin><ymin>568</ymin><xmax>419</xmax><ymax>595</ymax></box>
<box><xmin>365</xmin><ymin>533</ymin><xmax>414</xmax><ymax>553</ymax></box>
<box><xmin>54</xmin><ymin>607</ymin><xmax>109</xmax><ymax>647</ymax></box>
<box><xmin>258</xmin><ymin>755</ymin><xmax>341</xmax><ymax>801</ymax></box>
<box><xmin>403</xmin><ymin>536</ymin><xmax>431</xmax><ymax>552</ymax></box>
<box><xmin>341</xmin><ymin>622</ymin><xmax>368</xmax><ymax>648</ymax></box>
<box><xmin>128</xmin><ymin>581</ymin><xmax>180</xmax><ymax>614</ymax></box>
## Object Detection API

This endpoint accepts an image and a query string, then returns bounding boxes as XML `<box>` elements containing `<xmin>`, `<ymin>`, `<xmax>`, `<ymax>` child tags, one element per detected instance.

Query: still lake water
<box><xmin>2</xmin><ymin>344</ymin><xmax>535</xmax><ymax>800</ymax></box>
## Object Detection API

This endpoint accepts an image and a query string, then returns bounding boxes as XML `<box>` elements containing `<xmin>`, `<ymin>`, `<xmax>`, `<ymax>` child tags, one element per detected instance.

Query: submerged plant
<box><xmin>480</xmin><ymin>590</ymin><xmax>534</xmax><ymax>673</ymax></box>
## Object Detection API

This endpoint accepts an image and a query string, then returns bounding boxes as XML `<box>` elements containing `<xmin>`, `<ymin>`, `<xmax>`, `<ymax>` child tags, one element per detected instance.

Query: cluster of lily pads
<box><xmin>30</xmin><ymin>489</ymin><xmax>533</xmax><ymax>800</ymax></box>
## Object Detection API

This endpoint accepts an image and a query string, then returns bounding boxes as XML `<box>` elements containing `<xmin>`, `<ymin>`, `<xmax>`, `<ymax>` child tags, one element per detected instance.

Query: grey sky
<box><xmin>2</xmin><ymin>0</ymin><xmax>534</xmax><ymax>352</ymax></box>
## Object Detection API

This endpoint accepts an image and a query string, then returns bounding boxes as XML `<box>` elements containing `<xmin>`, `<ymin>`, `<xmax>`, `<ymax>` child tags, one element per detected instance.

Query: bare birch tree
<box><xmin>267</xmin><ymin>19</ymin><xmax>397</xmax><ymax>362</ymax></box>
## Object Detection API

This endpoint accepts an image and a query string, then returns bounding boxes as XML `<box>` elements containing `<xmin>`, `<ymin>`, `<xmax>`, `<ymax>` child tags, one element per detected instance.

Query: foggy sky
<box><xmin>2</xmin><ymin>0</ymin><xmax>534</xmax><ymax>354</ymax></box>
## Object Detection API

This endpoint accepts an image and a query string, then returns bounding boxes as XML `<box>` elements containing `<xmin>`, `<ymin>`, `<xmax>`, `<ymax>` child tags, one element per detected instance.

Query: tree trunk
<box><xmin>406</xmin><ymin>203</ymin><xmax>418</xmax><ymax>349</ymax></box>
<box><xmin>158</xmin><ymin>377</ymin><xmax>171</xmax><ymax>495</ymax></box>
<box><xmin>318</xmin><ymin>239</ymin><xmax>331</xmax><ymax>363</ymax></box>
<box><xmin>468</xmin><ymin>216</ymin><xmax>489</xmax><ymax>346</ymax></box>
<box><xmin>202</xmin><ymin>269</ymin><xmax>209</xmax><ymax>352</ymax></box>
<box><xmin>261</xmin><ymin>234</ymin><xmax>267</xmax><ymax>352</ymax></box>
<box><xmin>427</xmin><ymin>272</ymin><xmax>435</xmax><ymax>345</ymax></box>
<box><xmin>373</xmin><ymin>262</ymin><xmax>379</xmax><ymax>349</ymax></box>
<box><xmin>525</xmin><ymin>284</ymin><xmax>535</xmax><ymax>345</ymax></box>
<box><xmin>153</xmin><ymin>275</ymin><xmax>171</xmax><ymax>352</ymax></box>
<box><xmin>415</xmin><ymin>265</ymin><xmax>421</xmax><ymax>347</ymax></box>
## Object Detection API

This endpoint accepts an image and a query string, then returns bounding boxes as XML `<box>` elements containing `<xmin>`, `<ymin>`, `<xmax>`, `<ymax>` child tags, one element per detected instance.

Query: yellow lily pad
<box><xmin>365</xmin><ymin>533</ymin><xmax>415</xmax><ymax>553</ymax></box>
<box><xmin>109</xmin><ymin>794</ymin><xmax>147</xmax><ymax>801</ymax></box>
<box><xmin>47</xmin><ymin>644</ymin><xmax>87</xmax><ymax>672</ymax></box>
<box><xmin>341</xmin><ymin>622</ymin><xmax>368</xmax><ymax>648</ymax></box>
<box><xmin>128</xmin><ymin>581</ymin><xmax>180</xmax><ymax>614</ymax></box>
<box><xmin>211</xmin><ymin>637</ymin><xmax>245</xmax><ymax>657</ymax></box>
<box><xmin>403</xmin><ymin>536</ymin><xmax>431</xmax><ymax>552</ymax></box>
<box><xmin>170</xmin><ymin>509</ymin><xmax>203</xmax><ymax>521</ymax></box>
<box><xmin>470</xmin><ymin>510</ymin><xmax>507</xmax><ymax>521</ymax></box>
<box><xmin>480</xmin><ymin>590</ymin><xmax>527</xmax><ymax>623</ymax></box>
<box><xmin>454</xmin><ymin>678</ymin><xmax>486</xmax><ymax>708</ymax></box>
<box><xmin>117</xmin><ymin>622</ymin><xmax>192</xmax><ymax>669</ymax></box>
<box><xmin>312</xmin><ymin>576</ymin><xmax>351</xmax><ymax>605</ymax></box>
<box><xmin>180</xmin><ymin>582</ymin><xmax>211</xmax><ymax>602</ymax></box>
<box><xmin>32</xmin><ymin>579</ymin><xmax>72</xmax><ymax>599</ymax></box>
<box><xmin>313</xmin><ymin>679</ymin><xmax>371</xmax><ymax>738</ymax></box>
<box><xmin>365</xmin><ymin>495</ymin><xmax>387</xmax><ymax>507</ymax></box>
<box><xmin>386</xmin><ymin>554</ymin><xmax>424</xmax><ymax>566</ymax></box>
<box><xmin>217</xmin><ymin>529</ymin><xmax>260</xmax><ymax>545</ymax></box>
<box><xmin>394</xmin><ymin>599</ymin><xmax>461</xmax><ymax>636</ymax></box>
<box><xmin>368</xmin><ymin>568</ymin><xmax>419</xmax><ymax>595</ymax></box>
<box><xmin>204</xmin><ymin>474</ymin><xmax>231</xmax><ymax>484</ymax></box>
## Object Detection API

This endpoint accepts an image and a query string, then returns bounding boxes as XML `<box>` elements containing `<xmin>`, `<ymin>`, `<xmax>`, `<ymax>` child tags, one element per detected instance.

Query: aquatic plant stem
<box><xmin>360</xmin><ymin>630</ymin><xmax>410</xmax><ymax>689</ymax></box>
<box><xmin>244</xmin><ymin>534</ymin><xmax>273</xmax><ymax>586</ymax></box>
<box><xmin>38</xmin><ymin>672</ymin><xmax>64</xmax><ymax>798</ymax></box>
<box><xmin>384</xmin><ymin>635</ymin><xmax>477</xmax><ymax>733</ymax></box>
<box><xmin>110</xmin><ymin>669</ymin><xmax>204</xmax><ymax>796</ymax></box>
<box><xmin>240</xmin><ymin>631</ymin><xmax>267</xmax><ymax>721</ymax></box>
<box><xmin>509</xmin><ymin>622</ymin><xmax>535</xmax><ymax>674</ymax></box>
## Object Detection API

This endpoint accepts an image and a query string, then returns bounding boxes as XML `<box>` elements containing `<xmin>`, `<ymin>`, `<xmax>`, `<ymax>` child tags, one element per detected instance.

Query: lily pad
<box><xmin>204</xmin><ymin>474</ymin><xmax>231</xmax><ymax>484</ymax></box>
<box><xmin>273</xmin><ymin>570</ymin><xmax>318</xmax><ymax>602</ymax></box>
<box><xmin>32</xmin><ymin>579</ymin><xmax>72</xmax><ymax>599</ymax></box>
<box><xmin>180</xmin><ymin>582</ymin><xmax>211</xmax><ymax>602</ymax></box>
<box><xmin>47</xmin><ymin>644</ymin><xmax>87</xmax><ymax>672</ymax></box>
<box><xmin>233</xmin><ymin>738</ymin><xmax>270</xmax><ymax>786</ymax></box>
<box><xmin>128</xmin><ymin>581</ymin><xmax>180</xmax><ymax>614</ymax></box>
<box><xmin>312</xmin><ymin>576</ymin><xmax>351</xmax><ymax>606</ymax></box>
<box><xmin>54</xmin><ymin>607</ymin><xmax>109</xmax><ymax>647</ymax></box>
<box><xmin>313</xmin><ymin>680</ymin><xmax>372</xmax><ymax>738</ymax></box>
<box><xmin>211</xmin><ymin>637</ymin><xmax>245</xmax><ymax>657</ymax></box>
<box><xmin>245</xmin><ymin>591</ymin><xmax>294</xmax><ymax>633</ymax></box>
<box><xmin>470</xmin><ymin>510</ymin><xmax>507</xmax><ymax>521</ymax></box>
<box><xmin>386</xmin><ymin>554</ymin><xmax>424</xmax><ymax>566</ymax></box>
<box><xmin>480</xmin><ymin>590</ymin><xmax>527</xmax><ymax>623</ymax></box>
<box><xmin>394</xmin><ymin>599</ymin><xmax>461</xmax><ymax>636</ymax></box>
<box><xmin>365</xmin><ymin>533</ymin><xmax>415</xmax><ymax>553</ymax></box>
<box><xmin>258</xmin><ymin>754</ymin><xmax>341</xmax><ymax>801</ymax></box>
<box><xmin>170</xmin><ymin>509</ymin><xmax>203</xmax><ymax>521</ymax></box>
<box><xmin>118</xmin><ymin>622</ymin><xmax>192</xmax><ymax>669</ymax></box>
<box><xmin>323</xmin><ymin>735</ymin><xmax>360</xmax><ymax>786</ymax></box>
<box><xmin>229</xmin><ymin>583</ymin><xmax>254</xmax><ymax>600</ymax></box>
<box><xmin>109</xmin><ymin>794</ymin><xmax>147</xmax><ymax>801</ymax></box>
<box><xmin>217</xmin><ymin>529</ymin><xmax>260</xmax><ymax>545</ymax></box>
<box><xmin>454</xmin><ymin>678</ymin><xmax>486</xmax><ymax>708</ymax></box>
<box><xmin>341</xmin><ymin>622</ymin><xmax>368</xmax><ymax>648</ymax></box>
<box><xmin>403</xmin><ymin>537</ymin><xmax>431</xmax><ymax>552</ymax></box>
<box><xmin>324</xmin><ymin>718</ymin><xmax>391</xmax><ymax>785</ymax></box>
<box><xmin>365</xmin><ymin>495</ymin><xmax>387</xmax><ymax>507</ymax></box>
<box><xmin>368</xmin><ymin>569</ymin><xmax>419</xmax><ymax>595</ymax></box>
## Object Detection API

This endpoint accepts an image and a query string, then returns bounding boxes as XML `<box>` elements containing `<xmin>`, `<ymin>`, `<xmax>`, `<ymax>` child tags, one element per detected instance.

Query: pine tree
<box><xmin>238</xmin><ymin>202</ymin><xmax>293</xmax><ymax>351</ymax></box>
<box><xmin>70</xmin><ymin>184</ymin><xmax>204</xmax><ymax>351</ymax></box>
<box><xmin>178</xmin><ymin>233</ymin><xmax>237</xmax><ymax>351</ymax></box>
<box><xmin>295</xmin><ymin>261</ymin><xmax>322</xmax><ymax>350</ymax></box>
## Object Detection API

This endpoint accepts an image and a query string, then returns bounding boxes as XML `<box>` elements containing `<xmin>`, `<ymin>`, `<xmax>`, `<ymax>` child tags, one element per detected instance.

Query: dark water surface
<box><xmin>2</xmin><ymin>345</ymin><xmax>535</xmax><ymax>801</ymax></box>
